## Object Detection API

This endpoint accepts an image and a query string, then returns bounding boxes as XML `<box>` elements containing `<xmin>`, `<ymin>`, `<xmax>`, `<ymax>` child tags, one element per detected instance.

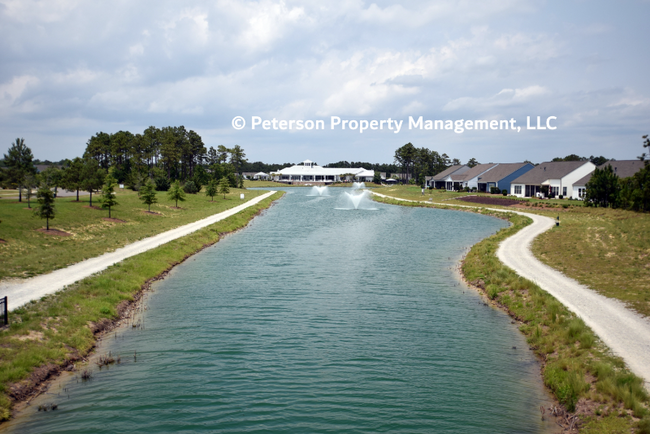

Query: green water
<box><xmin>8</xmin><ymin>188</ymin><xmax>555</xmax><ymax>433</ymax></box>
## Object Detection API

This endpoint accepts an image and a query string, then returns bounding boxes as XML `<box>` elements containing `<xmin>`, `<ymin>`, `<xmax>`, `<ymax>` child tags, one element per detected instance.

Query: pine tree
<box><xmin>139</xmin><ymin>179</ymin><xmax>157</xmax><ymax>211</ymax></box>
<box><xmin>205</xmin><ymin>179</ymin><xmax>218</xmax><ymax>201</ymax></box>
<box><xmin>34</xmin><ymin>187</ymin><xmax>56</xmax><ymax>230</ymax></box>
<box><xmin>218</xmin><ymin>177</ymin><xmax>230</xmax><ymax>199</ymax></box>
<box><xmin>101</xmin><ymin>174</ymin><xmax>119</xmax><ymax>218</ymax></box>
<box><xmin>167</xmin><ymin>180</ymin><xmax>186</xmax><ymax>208</ymax></box>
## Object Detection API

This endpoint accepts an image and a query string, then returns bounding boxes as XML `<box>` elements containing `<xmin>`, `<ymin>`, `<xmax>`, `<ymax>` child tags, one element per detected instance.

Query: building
<box><xmin>475</xmin><ymin>162</ymin><xmax>535</xmax><ymax>193</ymax></box>
<box><xmin>428</xmin><ymin>165</ymin><xmax>470</xmax><ymax>189</ymax></box>
<box><xmin>509</xmin><ymin>161</ymin><xmax>595</xmax><ymax>198</ymax></box>
<box><xmin>273</xmin><ymin>160</ymin><xmax>374</xmax><ymax>184</ymax></box>
<box><xmin>572</xmin><ymin>160</ymin><xmax>645</xmax><ymax>199</ymax></box>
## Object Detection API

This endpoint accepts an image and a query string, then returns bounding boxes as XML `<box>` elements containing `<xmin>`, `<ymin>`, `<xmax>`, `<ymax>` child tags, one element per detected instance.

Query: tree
<box><xmin>229</xmin><ymin>145</ymin><xmax>247</xmax><ymax>174</ymax></box>
<box><xmin>81</xmin><ymin>158</ymin><xmax>106</xmax><ymax>207</ymax></box>
<box><xmin>139</xmin><ymin>179</ymin><xmax>157</xmax><ymax>211</ymax></box>
<box><xmin>34</xmin><ymin>186</ymin><xmax>56</xmax><ymax>230</ymax></box>
<box><xmin>4</xmin><ymin>138</ymin><xmax>36</xmax><ymax>202</ymax></box>
<box><xmin>100</xmin><ymin>174</ymin><xmax>119</xmax><ymax>218</ymax></box>
<box><xmin>40</xmin><ymin>166</ymin><xmax>63</xmax><ymax>197</ymax></box>
<box><xmin>62</xmin><ymin>157</ymin><xmax>85</xmax><ymax>201</ymax></box>
<box><xmin>373</xmin><ymin>171</ymin><xmax>382</xmax><ymax>184</ymax></box>
<box><xmin>218</xmin><ymin>177</ymin><xmax>230</xmax><ymax>199</ymax></box>
<box><xmin>183</xmin><ymin>180</ymin><xmax>199</xmax><ymax>194</ymax></box>
<box><xmin>24</xmin><ymin>174</ymin><xmax>37</xmax><ymax>209</ymax></box>
<box><xmin>467</xmin><ymin>158</ymin><xmax>479</xmax><ymax>168</ymax></box>
<box><xmin>394</xmin><ymin>143</ymin><xmax>417</xmax><ymax>181</ymax></box>
<box><xmin>585</xmin><ymin>165</ymin><xmax>620</xmax><ymax>207</ymax></box>
<box><xmin>205</xmin><ymin>179</ymin><xmax>218</xmax><ymax>201</ymax></box>
<box><xmin>167</xmin><ymin>180</ymin><xmax>186</xmax><ymax>208</ymax></box>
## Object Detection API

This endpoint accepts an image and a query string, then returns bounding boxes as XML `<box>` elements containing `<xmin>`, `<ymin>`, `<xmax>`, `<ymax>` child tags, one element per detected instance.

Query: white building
<box><xmin>509</xmin><ymin>161</ymin><xmax>595</xmax><ymax>198</ymax></box>
<box><xmin>571</xmin><ymin>160</ymin><xmax>645</xmax><ymax>199</ymax></box>
<box><xmin>273</xmin><ymin>160</ymin><xmax>374</xmax><ymax>184</ymax></box>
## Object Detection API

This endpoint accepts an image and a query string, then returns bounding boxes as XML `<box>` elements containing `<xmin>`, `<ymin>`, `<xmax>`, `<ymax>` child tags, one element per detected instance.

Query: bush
<box><xmin>183</xmin><ymin>180</ymin><xmax>199</xmax><ymax>194</ymax></box>
<box><xmin>154</xmin><ymin>176</ymin><xmax>170</xmax><ymax>191</ymax></box>
<box><xmin>502</xmin><ymin>189</ymin><xmax>507</xmax><ymax>196</ymax></box>
<box><xmin>559</xmin><ymin>194</ymin><xmax>564</xmax><ymax>199</ymax></box>
<box><xmin>490</xmin><ymin>186</ymin><xmax>500</xmax><ymax>194</ymax></box>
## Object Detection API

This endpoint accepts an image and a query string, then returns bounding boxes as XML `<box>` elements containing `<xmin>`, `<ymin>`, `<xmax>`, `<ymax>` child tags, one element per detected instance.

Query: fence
<box><xmin>1</xmin><ymin>296</ymin><xmax>7</xmax><ymax>327</ymax></box>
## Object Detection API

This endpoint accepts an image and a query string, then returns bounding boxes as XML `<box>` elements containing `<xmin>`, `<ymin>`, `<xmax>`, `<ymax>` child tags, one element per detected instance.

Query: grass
<box><xmin>532</xmin><ymin>206</ymin><xmax>650</xmax><ymax>317</ymax></box>
<box><xmin>373</xmin><ymin>193</ymin><xmax>650</xmax><ymax>431</ymax></box>
<box><xmin>0</xmin><ymin>191</ymin><xmax>284</xmax><ymax>421</ymax></box>
<box><xmin>0</xmin><ymin>187</ymin><xmax>266</xmax><ymax>280</ymax></box>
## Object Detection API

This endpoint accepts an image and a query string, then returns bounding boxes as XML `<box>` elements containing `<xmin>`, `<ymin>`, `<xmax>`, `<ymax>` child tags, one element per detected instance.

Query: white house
<box><xmin>273</xmin><ymin>160</ymin><xmax>374</xmax><ymax>184</ymax></box>
<box><xmin>428</xmin><ymin>165</ymin><xmax>470</xmax><ymax>189</ymax></box>
<box><xmin>509</xmin><ymin>161</ymin><xmax>595</xmax><ymax>198</ymax></box>
<box><xmin>571</xmin><ymin>160</ymin><xmax>645</xmax><ymax>199</ymax></box>
<box><xmin>253</xmin><ymin>172</ymin><xmax>270</xmax><ymax>180</ymax></box>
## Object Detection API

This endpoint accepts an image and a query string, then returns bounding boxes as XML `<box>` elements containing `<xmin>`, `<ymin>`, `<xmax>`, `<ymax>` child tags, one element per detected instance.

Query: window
<box><xmin>514</xmin><ymin>185</ymin><xmax>522</xmax><ymax>194</ymax></box>
<box><xmin>563</xmin><ymin>187</ymin><xmax>567</xmax><ymax>196</ymax></box>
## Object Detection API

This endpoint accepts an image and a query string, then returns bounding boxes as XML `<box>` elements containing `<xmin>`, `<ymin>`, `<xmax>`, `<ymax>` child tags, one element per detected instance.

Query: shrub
<box><xmin>502</xmin><ymin>189</ymin><xmax>507</xmax><ymax>196</ymax></box>
<box><xmin>154</xmin><ymin>176</ymin><xmax>170</xmax><ymax>191</ymax></box>
<box><xmin>183</xmin><ymin>181</ymin><xmax>199</xmax><ymax>194</ymax></box>
<box><xmin>490</xmin><ymin>186</ymin><xmax>500</xmax><ymax>194</ymax></box>
<box><xmin>559</xmin><ymin>194</ymin><xmax>564</xmax><ymax>199</ymax></box>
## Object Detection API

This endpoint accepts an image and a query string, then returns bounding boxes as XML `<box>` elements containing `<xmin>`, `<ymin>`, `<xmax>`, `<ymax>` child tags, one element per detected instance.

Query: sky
<box><xmin>1</xmin><ymin>0</ymin><xmax>649</xmax><ymax>166</ymax></box>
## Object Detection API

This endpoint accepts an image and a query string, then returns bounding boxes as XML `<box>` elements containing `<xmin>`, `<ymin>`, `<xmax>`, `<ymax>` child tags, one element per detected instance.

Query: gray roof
<box><xmin>452</xmin><ymin>163</ymin><xmax>498</xmax><ymax>181</ymax></box>
<box><xmin>476</xmin><ymin>162</ymin><xmax>533</xmax><ymax>183</ymax></box>
<box><xmin>511</xmin><ymin>161</ymin><xmax>590</xmax><ymax>184</ymax></box>
<box><xmin>432</xmin><ymin>165</ymin><xmax>469</xmax><ymax>181</ymax></box>
<box><xmin>574</xmin><ymin>160</ymin><xmax>646</xmax><ymax>186</ymax></box>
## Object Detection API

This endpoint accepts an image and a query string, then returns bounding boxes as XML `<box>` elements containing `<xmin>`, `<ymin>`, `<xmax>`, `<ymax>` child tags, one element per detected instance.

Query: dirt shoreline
<box><xmin>2</xmin><ymin>196</ymin><xmax>280</xmax><ymax>424</ymax></box>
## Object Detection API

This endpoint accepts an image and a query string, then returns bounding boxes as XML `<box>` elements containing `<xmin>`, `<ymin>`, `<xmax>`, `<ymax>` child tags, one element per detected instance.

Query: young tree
<box><xmin>467</xmin><ymin>157</ymin><xmax>479</xmax><ymax>168</ymax></box>
<box><xmin>205</xmin><ymin>179</ymin><xmax>218</xmax><ymax>201</ymax></box>
<box><xmin>139</xmin><ymin>179</ymin><xmax>157</xmax><ymax>211</ymax></box>
<box><xmin>82</xmin><ymin>158</ymin><xmax>107</xmax><ymax>207</ymax></box>
<box><xmin>40</xmin><ymin>166</ymin><xmax>63</xmax><ymax>197</ymax></box>
<box><xmin>24</xmin><ymin>174</ymin><xmax>37</xmax><ymax>209</ymax></box>
<box><xmin>585</xmin><ymin>165</ymin><xmax>620</xmax><ymax>208</ymax></box>
<box><xmin>62</xmin><ymin>157</ymin><xmax>85</xmax><ymax>201</ymax></box>
<box><xmin>100</xmin><ymin>174</ymin><xmax>119</xmax><ymax>218</ymax></box>
<box><xmin>218</xmin><ymin>176</ymin><xmax>230</xmax><ymax>199</ymax></box>
<box><xmin>4</xmin><ymin>138</ymin><xmax>36</xmax><ymax>202</ymax></box>
<box><xmin>167</xmin><ymin>180</ymin><xmax>186</xmax><ymax>208</ymax></box>
<box><xmin>34</xmin><ymin>186</ymin><xmax>56</xmax><ymax>230</ymax></box>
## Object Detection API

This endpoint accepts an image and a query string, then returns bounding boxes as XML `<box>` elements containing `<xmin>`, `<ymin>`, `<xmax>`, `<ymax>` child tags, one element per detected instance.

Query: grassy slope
<box><xmin>0</xmin><ymin>191</ymin><xmax>283</xmax><ymax>421</ymax></box>
<box><xmin>532</xmin><ymin>207</ymin><xmax>650</xmax><ymax>317</ymax></box>
<box><xmin>0</xmin><ymin>187</ymin><xmax>264</xmax><ymax>279</ymax></box>
<box><xmin>373</xmin><ymin>192</ymin><xmax>650</xmax><ymax>432</ymax></box>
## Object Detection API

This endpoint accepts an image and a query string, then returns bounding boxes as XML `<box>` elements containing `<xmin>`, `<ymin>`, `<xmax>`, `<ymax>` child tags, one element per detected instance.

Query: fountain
<box><xmin>307</xmin><ymin>186</ymin><xmax>330</xmax><ymax>196</ymax></box>
<box><xmin>336</xmin><ymin>190</ymin><xmax>377</xmax><ymax>210</ymax></box>
<box><xmin>351</xmin><ymin>182</ymin><xmax>365</xmax><ymax>190</ymax></box>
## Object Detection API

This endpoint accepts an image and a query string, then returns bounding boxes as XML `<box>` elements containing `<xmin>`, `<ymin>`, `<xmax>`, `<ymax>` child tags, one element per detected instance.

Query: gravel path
<box><xmin>372</xmin><ymin>192</ymin><xmax>650</xmax><ymax>388</ymax></box>
<box><xmin>0</xmin><ymin>191</ymin><xmax>277</xmax><ymax>311</ymax></box>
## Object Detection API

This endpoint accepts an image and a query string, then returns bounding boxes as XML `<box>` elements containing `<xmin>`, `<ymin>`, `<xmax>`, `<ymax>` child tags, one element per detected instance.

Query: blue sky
<box><xmin>1</xmin><ymin>0</ymin><xmax>649</xmax><ymax>165</ymax></box>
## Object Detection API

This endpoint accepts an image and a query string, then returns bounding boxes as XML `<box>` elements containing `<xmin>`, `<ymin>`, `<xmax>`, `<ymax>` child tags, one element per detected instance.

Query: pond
<box><xmin>6</xmin><ymin>187</ymin><xmax>554</xmax><ymax>433</ymax></box>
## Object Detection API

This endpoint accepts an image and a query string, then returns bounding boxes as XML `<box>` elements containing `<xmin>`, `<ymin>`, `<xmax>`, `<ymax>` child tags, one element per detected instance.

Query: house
<box><xmin>454</xmin><ymin>163</ymin><xmax>498</xmax><ymax>191</ymax></box>
<box><xmin>273</xmin><ymin>160</ymin><xmax>373</xmax><ymax>184</ymax></box>
<box><xmin>510</xmin><ymin>161</ymin><xmax>595</xmax><ymax>198</ymax></box>
<box><xmin>475</xmin><ymin>162</ymin><xmax>535</xmax><ymax>193</ymax></box>
<box><xmin>253</xmin><ymin>172</ymin><xmax>270</xmax><ymax>180</ymax></box>
<box><xmin>428</xmin><ymin>165</ymin><xmax>470</xmax><ymax>189</ymax></box>
<box><xmin>572</xmin><ymin>160</ymin><xmax>645</xmax><ymax>199</ymax></box>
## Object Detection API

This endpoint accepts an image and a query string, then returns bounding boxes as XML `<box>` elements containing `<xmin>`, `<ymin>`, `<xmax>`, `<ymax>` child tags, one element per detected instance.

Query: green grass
<box><xmin>0</xmin><ymin>191</ymin><xmax>283</xmax><ymax>421</ymax></box>
<box><xmin>532</xmin><ymin>206</ymin><xmax>650</xmax><ymax>317</ymax></box>
<box><xmin>0</xmin><ymin>187</ymin><xmax>266</xmax><ymax>279</ymax></box>
<box><xmin>372</xmin><ymin>194</ymin><xmax>649</xmax><ymax>431</ymax></box>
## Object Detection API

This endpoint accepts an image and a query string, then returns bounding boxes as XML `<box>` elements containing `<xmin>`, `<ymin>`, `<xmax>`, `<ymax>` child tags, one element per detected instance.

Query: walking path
<box><xmin>372</xmin><ymin>191</ymin><xmax>650</xmax><ymax>388</ymax></box>
<box><xmin>0</xmin><ymin>191</ymin><xmax>277</xmax><ymax>311</ymax></box>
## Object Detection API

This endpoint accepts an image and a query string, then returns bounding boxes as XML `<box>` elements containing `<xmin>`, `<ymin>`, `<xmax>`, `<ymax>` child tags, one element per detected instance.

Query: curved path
<box><xmin>372</xmin><ymin>191</ymin><xmax>650</xmax><ymax>388</ymax></box>
<box><xmin>0</xmin><ymin>191</ymin><xmax>277</xmax><ymax>311</ymax></box>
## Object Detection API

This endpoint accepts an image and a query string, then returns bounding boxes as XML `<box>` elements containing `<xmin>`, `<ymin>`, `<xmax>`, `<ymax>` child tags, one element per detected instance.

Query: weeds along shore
<box><xmin>372</xmin><ymin>194</ymin><xmax>650</xmax><ymax>433</ymax></box>
<box><xmin>0</xmin><ymin>191</ymin><xmax>284</xmax><ymax>422</ymax></box>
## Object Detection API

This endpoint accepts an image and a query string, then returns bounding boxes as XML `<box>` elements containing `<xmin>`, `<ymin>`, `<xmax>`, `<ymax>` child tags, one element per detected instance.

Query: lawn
<box><xmin>0</xmin><ymin>187</ymin><xmax>267</xmax><ymax>280</ymax></box>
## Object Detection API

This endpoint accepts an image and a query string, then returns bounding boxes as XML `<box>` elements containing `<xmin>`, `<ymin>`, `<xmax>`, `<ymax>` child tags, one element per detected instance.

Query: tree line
<box><xmin>585</xmin><ymin>136</ymin><xmax>650</xmax><ymax>212</ymax></box>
